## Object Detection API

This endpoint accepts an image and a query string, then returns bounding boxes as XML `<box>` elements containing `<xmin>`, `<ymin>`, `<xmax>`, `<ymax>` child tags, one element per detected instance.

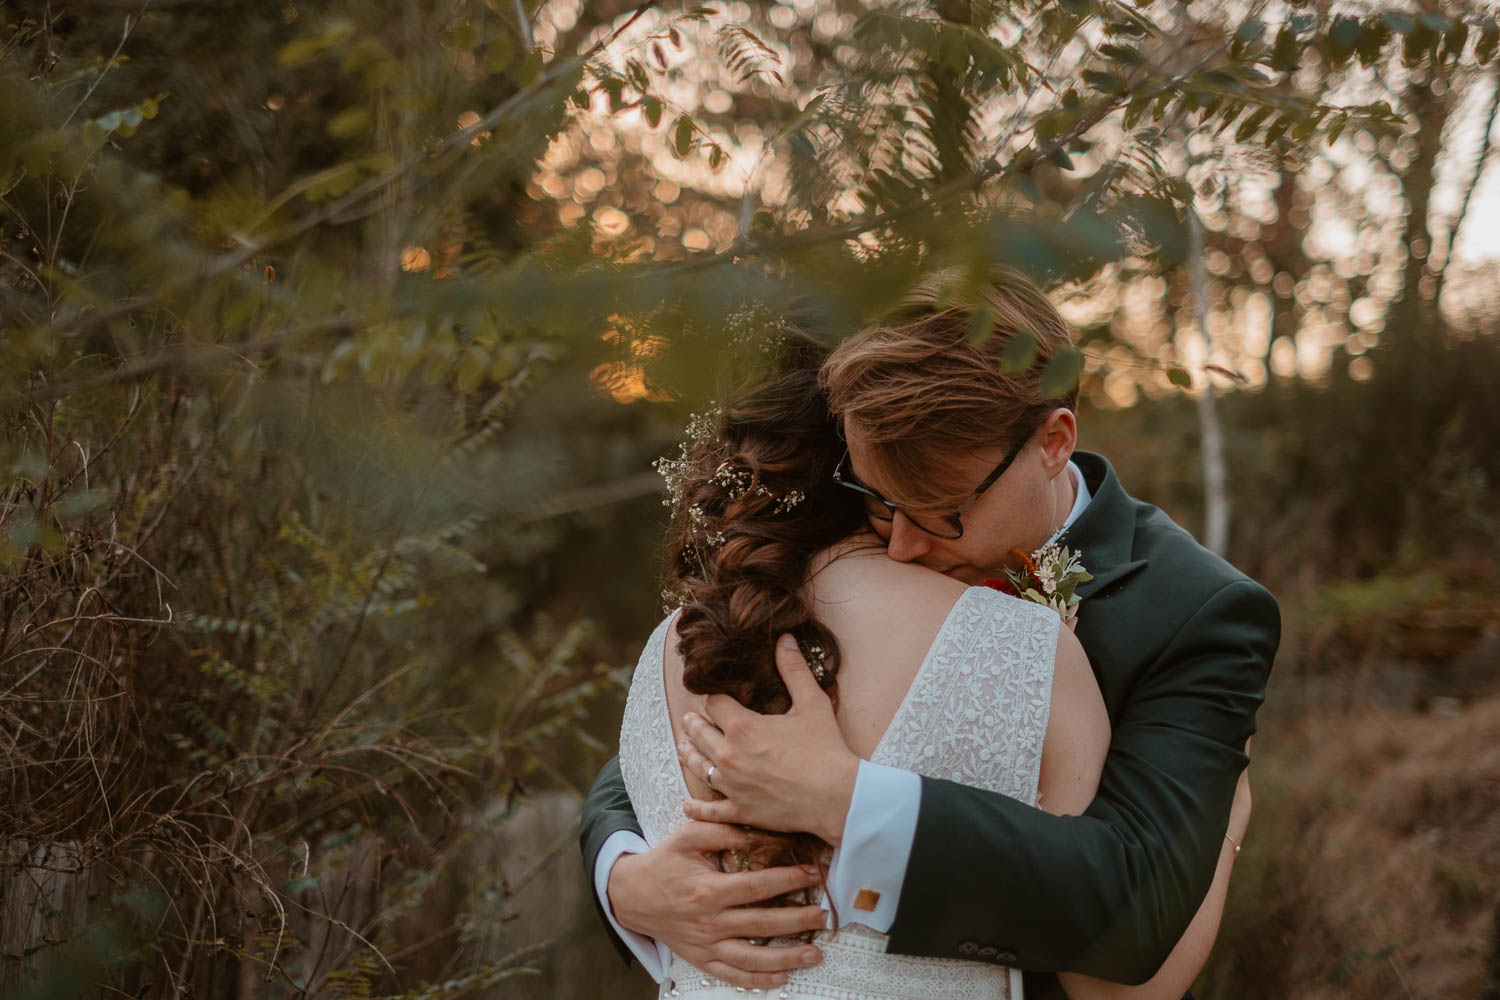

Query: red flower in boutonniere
<box><xmin>982</xmin><ymin>539</ymin><xmax>1092</xmax><ymax>626</ymax></box>
<box><xmin>981</xmin><ymin>575</ymin><xmax>1020</xmax><ymax>597</ymax></box>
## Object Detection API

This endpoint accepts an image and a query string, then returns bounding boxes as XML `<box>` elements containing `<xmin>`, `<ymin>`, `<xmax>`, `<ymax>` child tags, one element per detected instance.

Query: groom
<box><xmin>581</xmin><ymin>269</ymin><xmax>1279</xmax><ymax>998</ymax></box>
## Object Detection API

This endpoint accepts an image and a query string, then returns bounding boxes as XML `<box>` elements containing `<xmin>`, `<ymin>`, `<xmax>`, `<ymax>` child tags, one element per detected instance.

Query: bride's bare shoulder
<box><xmin>808</xmin><ymin>534</ymin><xmax>968</xmax><ymax>621</ymax></box>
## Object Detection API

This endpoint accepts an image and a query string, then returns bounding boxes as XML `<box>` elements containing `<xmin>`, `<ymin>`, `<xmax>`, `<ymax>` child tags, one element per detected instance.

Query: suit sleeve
<box><xmin>580</xmin><ymin>755</ymin><xmax>647</xmax><ymax>966</ymax></box>
<box><xmin>885</xmin><ymin>579</ymin><xmax>1279</xmax><ymax>984</ymax></box>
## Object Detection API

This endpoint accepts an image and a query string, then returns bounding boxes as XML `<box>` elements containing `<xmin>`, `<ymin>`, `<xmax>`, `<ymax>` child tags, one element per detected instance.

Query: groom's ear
<box><xmin>1036</xmin><ymin>408</ymin><xmax>1077</xmax><ymax>477</ymax></box>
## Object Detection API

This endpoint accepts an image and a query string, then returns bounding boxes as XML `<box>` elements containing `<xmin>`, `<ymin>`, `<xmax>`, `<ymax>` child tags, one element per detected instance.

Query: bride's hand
<box><xmin>607</xmin><ymin>820</ymin><xmax>827</xmax><ymax>988</ymax></box>
<box><xmin>679</xmin><ymin>634</ymin><xmax>861</xmax><ymax>845</ymax></box>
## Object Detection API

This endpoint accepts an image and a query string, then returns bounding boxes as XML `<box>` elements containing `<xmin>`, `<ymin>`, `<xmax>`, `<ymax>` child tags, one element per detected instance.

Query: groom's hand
<box><xmin>607</xmin><ymin>820</ymin><xmax>827</xmax><ymax>988</ymax></box>
<box><xmin>679</xmin><ymin>634</ymin><xmax>860</xmax><ymax>845</ymax></box>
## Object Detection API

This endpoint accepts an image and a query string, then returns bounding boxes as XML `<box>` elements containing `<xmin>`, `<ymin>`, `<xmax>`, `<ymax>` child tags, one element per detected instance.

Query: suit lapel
<box><xmin>1062</xmin><ymin>452</ymin><xmax>1147</xmax><ymax>601</ymax></box>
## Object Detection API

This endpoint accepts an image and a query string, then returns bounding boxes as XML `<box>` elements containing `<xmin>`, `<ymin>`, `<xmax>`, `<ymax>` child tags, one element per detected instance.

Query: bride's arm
<box><xmin>1035</xmin><ymin>626</ymin><xmax>1112</xmax><ymax>815</ymax></box>
<box><xmin>1055</xmin><ymin>770</ymin><xmax>1250</xmax><ymax>1000</ymax></box>
<box><xmin>1037</xmin><ymin>640</ymin><xmax>1251</xmax><ymax>1000</ymax></box>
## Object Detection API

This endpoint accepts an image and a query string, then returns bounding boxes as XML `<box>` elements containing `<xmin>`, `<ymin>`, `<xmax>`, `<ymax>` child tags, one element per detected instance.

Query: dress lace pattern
<box><xmin>618</xmin><ymin>587</ymin><xmax>1060</xmax><ymax>1000</ymax></box>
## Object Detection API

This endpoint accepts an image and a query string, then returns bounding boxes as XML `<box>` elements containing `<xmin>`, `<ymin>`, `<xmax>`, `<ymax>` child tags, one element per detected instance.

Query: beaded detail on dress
<box><xmin>618</xmin><ymin>588</ymin><xmax>1059</xmax><ymax>1000</ymax></box>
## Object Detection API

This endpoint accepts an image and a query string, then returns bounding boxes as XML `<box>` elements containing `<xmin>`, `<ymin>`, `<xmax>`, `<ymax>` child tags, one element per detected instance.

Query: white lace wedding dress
<box><xmin>618</xmin><ymin>585</ymin><xmax>1060</xmax><ymax>1000</ymax></box>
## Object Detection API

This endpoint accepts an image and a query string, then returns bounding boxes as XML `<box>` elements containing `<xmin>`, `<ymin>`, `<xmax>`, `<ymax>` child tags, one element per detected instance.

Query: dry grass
<box><xmin>1199</xmin><ymin>581</ymin><xmax>1500</xmax><ymax>1000</ymax></box>
<box><xmin>0</xmin><ymin>367</ymin><xmax>621</xmax><ymax>997</ymax></box>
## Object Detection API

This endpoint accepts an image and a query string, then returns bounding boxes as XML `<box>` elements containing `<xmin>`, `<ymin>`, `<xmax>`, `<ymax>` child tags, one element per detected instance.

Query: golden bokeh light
<box><xmin>630</xmin><ymin>335</ymin><xmax>667</xmax><ymax>360</ymax></box>
<box><xmin>590</xmin><ymin>362</ymin><xmax>676</xmax><ymax>403</ymax></box>
<box><xmin>400</xmin><ymin>246</ymin><xmax>432</xmax><ymax>272</ymax></box>
<box><xmin>457</xmin><ymin>110</ymin><xmax>490</xmax><ymax>146</ymax></box>
<box><xmin>594</xmin><ymin>206</ymin><xmax>630</xmax><ymax>236</ymax></box>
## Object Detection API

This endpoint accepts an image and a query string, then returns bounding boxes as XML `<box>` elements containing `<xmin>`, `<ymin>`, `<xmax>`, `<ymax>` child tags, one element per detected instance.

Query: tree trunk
<box><xmin>1391</xmin><ymin>74</ymin><xmax>1452</xmax><ymax>350</ymax></box>
<box><xmin>1435</xmin><ymin>67</ymin><xmax>1500</xmax><ymax>306</ymax></box>
<box><xmin>1188</xmin><ymin>207</ymin><xmax>1229</xmax><ymax>556</ymax></box>
<box><xmin>0</xmin><ymin>842</ymin><xmax>95</xmax><ymax>994</ymax></box>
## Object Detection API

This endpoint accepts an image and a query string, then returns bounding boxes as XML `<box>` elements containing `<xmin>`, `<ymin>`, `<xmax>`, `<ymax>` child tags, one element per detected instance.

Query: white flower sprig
<box><xmin>653</xmin><ymin>407</ymin><xmax>724</xmax><ymax>509</ymax></box>
<box><xmin>989</xmin><ymin>536</ymin><xmax>1093</xmax><ymax>626</ymax></box>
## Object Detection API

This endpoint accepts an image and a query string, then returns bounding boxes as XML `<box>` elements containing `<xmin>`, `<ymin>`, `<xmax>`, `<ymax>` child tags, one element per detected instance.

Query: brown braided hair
<box><xmin>663</xmin><ymin>336</ymin><xmax>866</xmax><ymax>926</ymax></box>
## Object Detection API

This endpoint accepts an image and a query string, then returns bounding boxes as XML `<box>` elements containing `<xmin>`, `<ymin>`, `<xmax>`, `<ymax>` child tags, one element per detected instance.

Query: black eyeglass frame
<box><xmin>831</xmin><ymin>444</ymin><xmax>1024</xmax><ymax>540</ymax></box>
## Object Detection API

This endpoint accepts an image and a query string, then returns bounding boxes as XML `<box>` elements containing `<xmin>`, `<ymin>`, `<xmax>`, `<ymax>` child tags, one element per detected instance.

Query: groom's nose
<box><xmin>884</xmin><ymin>512</ymin><xmax>934</xmax><ymax>564</ymax></box>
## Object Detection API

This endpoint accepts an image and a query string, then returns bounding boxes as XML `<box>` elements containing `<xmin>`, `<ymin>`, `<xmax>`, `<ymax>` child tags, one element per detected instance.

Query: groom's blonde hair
<box><xmin>819</xmin><ymin>267</ymin><xmax>1079</xmax><ymax>511</ymax></box>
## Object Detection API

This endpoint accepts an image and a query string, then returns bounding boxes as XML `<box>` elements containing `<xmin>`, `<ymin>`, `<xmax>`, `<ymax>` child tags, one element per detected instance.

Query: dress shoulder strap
<box><xmin>872</xmin><ymin>588</ymin><xmax>1059</xmax><ymax>806</ymax></box>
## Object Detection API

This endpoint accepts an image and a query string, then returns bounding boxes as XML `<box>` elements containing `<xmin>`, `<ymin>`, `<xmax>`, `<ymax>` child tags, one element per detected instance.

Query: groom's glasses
<box><xmin>831</xmin><ymin>446</ymin><xmax>1023</xmax><ymax>540</ymax></box>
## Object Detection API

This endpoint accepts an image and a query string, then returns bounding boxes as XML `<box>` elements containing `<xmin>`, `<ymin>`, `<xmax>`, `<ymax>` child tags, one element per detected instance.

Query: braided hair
<box><xmin>661</xmin><ymin>336</ymin><xmax>865</xmax><ymax>922</ymax></box>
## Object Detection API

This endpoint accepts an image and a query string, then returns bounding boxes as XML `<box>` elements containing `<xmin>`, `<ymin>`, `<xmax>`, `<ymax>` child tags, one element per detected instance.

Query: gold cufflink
<box><xmin>853</xmin><ymin>889</ymin><xmax>881</xmax><ymax>912</ymax></box>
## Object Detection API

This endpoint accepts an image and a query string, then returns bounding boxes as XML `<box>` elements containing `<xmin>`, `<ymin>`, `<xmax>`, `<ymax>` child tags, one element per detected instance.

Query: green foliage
<box><xmin>2</xmin><ymin>0</ymin><xmax>1496</xmax><ymax>995</ymax></box>
<box><xmin>1039</xmin><ymin>347</ymin><xmax>1086</xmax><ymax>398</ymax></box>
<box><xmin>0</xmin><ymin>1</ymin><xmax>653</xmax><ymax>994</ymax></box>
<box><xmin>1001</xmin><ymin>328</ymin><xmax>1040</xmax><ymax>372</ymax></box>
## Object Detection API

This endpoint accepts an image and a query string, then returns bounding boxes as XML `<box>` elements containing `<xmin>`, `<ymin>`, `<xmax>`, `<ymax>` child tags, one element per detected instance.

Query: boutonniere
<box><xmin>983</xmin><ymin>537</ymin><xmax>1093</xmax><ymax>627</ymax></box>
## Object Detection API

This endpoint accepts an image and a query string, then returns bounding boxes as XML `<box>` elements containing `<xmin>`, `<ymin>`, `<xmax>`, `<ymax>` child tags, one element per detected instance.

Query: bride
<box><xmin>616</xmin><ymin>336</ymin><xmax>1248</xmax><ymax>1000</ymax></box>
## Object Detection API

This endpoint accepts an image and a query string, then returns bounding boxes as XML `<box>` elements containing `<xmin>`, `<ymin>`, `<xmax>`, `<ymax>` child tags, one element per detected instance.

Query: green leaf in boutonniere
<box><xmin>984</xmin><ymin>537</ymin><xmax>1093</xmax><ymax>626</ymax></box>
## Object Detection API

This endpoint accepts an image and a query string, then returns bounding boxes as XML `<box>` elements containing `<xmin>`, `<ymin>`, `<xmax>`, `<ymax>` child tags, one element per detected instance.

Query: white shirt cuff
<box><xmin>594</xmin><ymin>830</ymin><xmax>674</xmax><ymax>982</ymax></box>
<box><xmin>824</xmin><ymin>760</ymin><xmax>921</xmax><ymax>933</ymax></box>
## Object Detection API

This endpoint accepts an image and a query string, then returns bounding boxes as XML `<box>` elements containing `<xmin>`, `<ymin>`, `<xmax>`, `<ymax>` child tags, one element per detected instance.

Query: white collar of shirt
<box><xmin>1046</xmin><ymin>460</ymin><xmax>1091</xmax><ymax>545</ymax></box>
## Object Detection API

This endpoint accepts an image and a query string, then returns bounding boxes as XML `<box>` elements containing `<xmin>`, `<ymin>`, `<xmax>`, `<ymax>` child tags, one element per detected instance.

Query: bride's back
<box><xmin>663</xmin><ymin>539</ymin><xmax>972</xmax><ymax>782</ymax></box>
<box><xmin>661</xmin><ymin>538</ymin><xmax>1102</xmax><ymax>813</ymax></box>
<box><xmin>801</xmin><ymin>541</ymin><xmax>974</xmax><ymax>758</ymax></box>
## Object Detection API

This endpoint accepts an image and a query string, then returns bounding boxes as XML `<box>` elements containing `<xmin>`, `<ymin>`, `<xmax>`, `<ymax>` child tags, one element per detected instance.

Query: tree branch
<box><xmin>0</xmin><ymin>319</ymin><xmax>353</xmax><ymax>408</ymax></box>
<box><xmin>35</xmin><ymin>2</ymin><xmax>661</xmax><ymax>342</ymax></box>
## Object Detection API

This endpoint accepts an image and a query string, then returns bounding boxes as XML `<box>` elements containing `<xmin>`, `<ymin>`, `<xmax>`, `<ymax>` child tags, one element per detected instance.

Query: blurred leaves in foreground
<box><xmin>2</xmin><ymin>0</ymin><xmax>1499</xmax><ymax>995</ymax></box>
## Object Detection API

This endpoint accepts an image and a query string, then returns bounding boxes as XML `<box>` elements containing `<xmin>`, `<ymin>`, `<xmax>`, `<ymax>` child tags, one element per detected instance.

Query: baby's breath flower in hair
<box><xmin>653</xmin><ymin>406</ymin><xmax>724</xmax><ymax>508</ymax></box>
<box><xmin>799</xmin><ymin>638</ymin><xmax>829</xmax><ymax>684</ymax></box>
<box><xmin>712</xmin><ymin>460</ymin><xmax>753</xmax><ymax>499</ymax></box>
<box><xmin>726</xmin><ymin>304</ymin><xmax>795</xmax><ymax>357</ymax></box>
<box><xmin>660</xmin><ymin>586</ymin><xmax>689</xmax><ymax>613</ymax></box>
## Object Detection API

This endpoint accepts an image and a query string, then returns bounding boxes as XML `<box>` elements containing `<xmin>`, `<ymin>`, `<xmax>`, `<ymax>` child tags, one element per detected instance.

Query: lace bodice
<box><xmin>618</xmin><ymin>586</ymin><xmax>1060</xmax><ymax>1000</ymax></box>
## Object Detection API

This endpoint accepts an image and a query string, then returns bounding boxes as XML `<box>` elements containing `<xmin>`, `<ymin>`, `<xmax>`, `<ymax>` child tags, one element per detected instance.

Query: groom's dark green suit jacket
<box><xmin>580</xmin><ymin>452</ymin><xmax>1279</xmax><ymax>995</ymax></box>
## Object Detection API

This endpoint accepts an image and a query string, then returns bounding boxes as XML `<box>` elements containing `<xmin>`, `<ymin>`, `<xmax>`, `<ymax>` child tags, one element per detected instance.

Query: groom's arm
<box><xmin>679</xmin><ymin>577</ymin><xmax>1278</xmax><ymax>984</ymax></box>
<box><xmin>580</xmin><ymin>756</ymin><xmax>651</xmax><ymax>967</ymax></box>
<box><xmin>888</xmin><ymin>579</ymin><xmax>1279</xmax><ymax>983</ymax></box>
